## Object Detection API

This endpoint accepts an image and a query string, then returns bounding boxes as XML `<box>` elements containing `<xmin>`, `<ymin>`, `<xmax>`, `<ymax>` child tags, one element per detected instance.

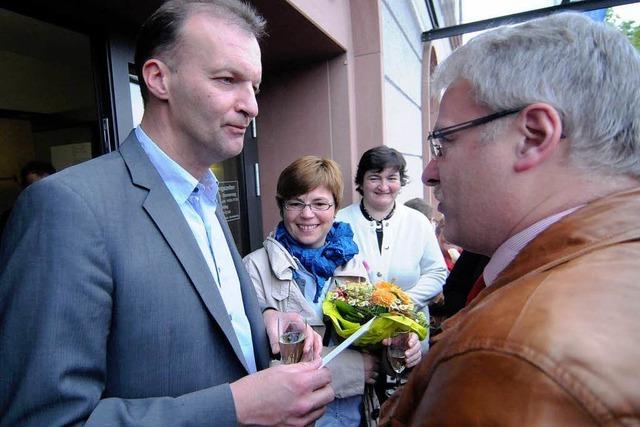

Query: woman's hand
<box><xmin>403</xmin><ymin>332</ymin><xmax>422</xmax><ymax>368</ymax></box>
<box><xmin>382</xmin><ymin>332</ymin><xmax>422</xmax><ymax>368</ymax></box>
<box><xmin>362</xmin><ymin>353</ymin><xmax>380</xmax><ymax>384</ymax></box>
<box><xmin>263</xmin><ymin>309</ymin><xmax>323</xmax><ymax>361</ymax></box>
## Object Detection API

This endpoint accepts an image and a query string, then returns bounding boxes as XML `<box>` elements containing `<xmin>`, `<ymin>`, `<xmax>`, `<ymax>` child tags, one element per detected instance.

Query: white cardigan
<box><xmin>336</xmin><ymin>203</ymin><xmax>447</xmax><ymax>309</ymax></box>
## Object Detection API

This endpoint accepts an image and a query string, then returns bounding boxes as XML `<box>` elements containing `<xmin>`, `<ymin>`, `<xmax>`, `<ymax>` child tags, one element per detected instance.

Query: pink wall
<box><xmin>254</xmin><ymin>0</ymin><xmax>385</xmax><ymax>238</ymax></box>
<box><xmin>286</xmin><ymin>0</ymin><xmax>352</xmax><ymax>49</ymax></box>
<box><xmin>350</xmin><ymin>0</ymin><xmax>384</xmax><ymax>201</ymax></box>
<box><xmin>258</xmin><ymin>63</ymin><xmax>333</xmax><ymax>235</ymax></box>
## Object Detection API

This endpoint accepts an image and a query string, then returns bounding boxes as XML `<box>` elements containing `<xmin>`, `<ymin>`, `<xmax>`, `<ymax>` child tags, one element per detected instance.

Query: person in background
<box><xmin>381</xmin><ymin>12</ymin><xmax>640</xmax><ymax>426</ymax></box>
<box><xmin>244</xmin><ymin>156</ymin><xmax>421</xmax><ymax>427</ymax></box>
<box><xmin>403</xmin><ymin>198</ymin><xmax>486</xmax><ymax>334</ymax></box>
<box><xmin>402</xmin><ymin>199</ymin><xmax>459</xmax><ymax>269</ymax></box>
<box><xmin>337</xmin><ymin>147</ymin><xmax>446</xmax><ymax>402</ymax></box>
<box><xmin>403</xmin><ymin>200</ymin><xmax>467</xmax><ymax>337</ymax></box>
<box><xmin>403</xmin><ymin>197</ymin><xmax>436</xmax><ymax>227</ymax></box>
<box><xmin>429</xmin><ymin>250</ymin><xmax>489</xmax><ymax>318</ymax></box>
<box><xmin>0</xmin><ymin>1</ymin><xmax>334</xmax><ymax>426</ymax></box>
<box><xmin>428</xmin><ymin>250</ymin><xmax>490</xmax><ymax>338</ymax></box>
<box><xmin>0</xmin><ymin>161</ymin><xmax>56</xmax><ymax>239</ymax></box>
<box><xmin>20</xmin><ymin>160</ymin><xmax>56</xmax><ymax>188</ymax></box>
<box><xmin>336</xmin><ymin>147</ymin><xmax>447</xmax><ymax>324</ymax></box>
<box><xmin>434</xmin><ymin>217</ymin><xmax>461</xmax><ymax>271</ymax></box>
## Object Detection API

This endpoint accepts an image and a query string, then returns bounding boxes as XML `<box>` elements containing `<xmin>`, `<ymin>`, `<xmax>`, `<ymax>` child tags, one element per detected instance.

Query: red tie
<box><xmin>466</xmin><ymin>273</ymin><xmax>486</xmax><ymax>305</ymax></box>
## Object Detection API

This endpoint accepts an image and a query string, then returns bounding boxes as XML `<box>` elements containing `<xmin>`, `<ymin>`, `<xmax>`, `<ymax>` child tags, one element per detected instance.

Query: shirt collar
<box><xmin>135</xmin><ymin>126</ymin><xmax>219</xmax><ymax>205</ymax></box>
<box><xmin>484</xmin><ymin>206</ymin><xmax>583</xmax><ymax>285</ymax></box>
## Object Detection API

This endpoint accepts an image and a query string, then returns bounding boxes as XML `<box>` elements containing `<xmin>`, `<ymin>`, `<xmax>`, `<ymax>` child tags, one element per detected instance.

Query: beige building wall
<box><xmin>350</xmin><ymin>0</ymin><xmax>385</xmax><ymax>168</ymax></box>
<box><xmin>256</xmin><ymin>0</ymin><xmax>385</xmax><ymax>235</ymax></box>
<box><xmin>286</xmin><ymin>0</ymin><xmax>352</xmax><ymax>48</ymax></box>
<box><xmin>380</xmin><ymin>0</ymin><xmax>431</xmax><ymax>204</ymax></box>
<box><xmin>258</xmin><ymin>63</ymin><xmax>334</xmax><ymax>234</ymax></box>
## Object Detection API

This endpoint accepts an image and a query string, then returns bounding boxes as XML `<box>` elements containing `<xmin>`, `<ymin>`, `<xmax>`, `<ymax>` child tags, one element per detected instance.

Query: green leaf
<box><xmin>335</xmin><ymin>300</ymin><xmax>357</xmax><ymax>316</ymax></box>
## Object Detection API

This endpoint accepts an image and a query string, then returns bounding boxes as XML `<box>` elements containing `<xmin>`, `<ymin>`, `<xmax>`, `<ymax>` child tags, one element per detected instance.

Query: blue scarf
<box><xmin>275</xmin><ymin>221</ymin><xmax>359</xmax><ymax>302</ymax></box>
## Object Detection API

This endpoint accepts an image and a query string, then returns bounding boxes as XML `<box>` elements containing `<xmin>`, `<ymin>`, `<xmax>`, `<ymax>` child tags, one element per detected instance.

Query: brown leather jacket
<box><xmin>380</xmin><ymin>188</ymin><xmax>640</xmax><ymax>426</ymax></box>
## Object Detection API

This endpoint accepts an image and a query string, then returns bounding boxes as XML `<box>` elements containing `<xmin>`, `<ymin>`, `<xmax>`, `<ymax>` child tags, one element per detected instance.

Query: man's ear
<box><xmin>142</xmin><ymin>59</ymin><xmax>171</xmax><ymax>101</ymax></box>
<box><xmin>513</xmin><ymin>103</ymin><xmax>564</xmax><ymax>173</ymax></box>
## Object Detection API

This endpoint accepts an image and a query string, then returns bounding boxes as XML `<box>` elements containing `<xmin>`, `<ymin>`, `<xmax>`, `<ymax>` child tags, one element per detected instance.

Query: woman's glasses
<box><xmin>283</xmin><ymin>201</ymin><xmax>334</xmax><ymax>211</ymax></box>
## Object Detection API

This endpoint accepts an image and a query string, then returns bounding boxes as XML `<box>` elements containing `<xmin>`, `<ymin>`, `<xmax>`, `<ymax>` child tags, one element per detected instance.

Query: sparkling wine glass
<box><xmin>386</xmin><ymin>331</ymin><xmax>410</xmax><ymax>395</ymax></box>
<box><xmin>278</xmin><ymin>312</ymin><xmax>307</xmax><ymax>364</ymax></box>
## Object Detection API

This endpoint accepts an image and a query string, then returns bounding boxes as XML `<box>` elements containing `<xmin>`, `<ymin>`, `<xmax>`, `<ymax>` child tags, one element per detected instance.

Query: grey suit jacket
<box><xmin>0</xmin><ymin>131</ymin><xmax>270</xmax><ymax>426</ymax></box>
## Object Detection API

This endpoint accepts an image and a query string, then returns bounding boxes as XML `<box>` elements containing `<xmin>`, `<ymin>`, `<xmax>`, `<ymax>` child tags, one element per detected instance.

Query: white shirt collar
<box><xmin>484</xmin><ymin>206</ymin><xmax>583</xmax><ymax>285</ymax></box>
<box><xmin>135</xmin><ymin>126</ymin><xmax>218</xmax><ymax>205</ymax></box>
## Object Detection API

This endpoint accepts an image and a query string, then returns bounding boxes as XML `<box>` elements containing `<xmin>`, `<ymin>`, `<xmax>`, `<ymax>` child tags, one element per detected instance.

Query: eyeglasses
<box><xmin>428</xmin><ymin>108</ymin><xmax>522</xmax><ymax>158</ymax></box>
<box><xmin>283</xmin><ymin>200</ymin><xmax>334</xmax><ymax>211</ymax></box>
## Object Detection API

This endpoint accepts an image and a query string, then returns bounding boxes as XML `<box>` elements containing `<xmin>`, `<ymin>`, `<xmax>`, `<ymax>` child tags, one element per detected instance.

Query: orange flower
<box><xmin>371</xmin><ymin>289</ymin><xmax>395</xmax><ymax>308</ymax></box>
<box><xmin>377</xmin><ymin>281</ymin><xmax>396</xmax><ymax>291</ymax></box>
<box><xmin>375</xmin><ymin>281</ymin><xmax>412</xmax><ymax>305</ymax></box>
<box><xmin>394</xmin><ymin>289</ymin><xmax>412</xmax><ymax>305</ymax></box>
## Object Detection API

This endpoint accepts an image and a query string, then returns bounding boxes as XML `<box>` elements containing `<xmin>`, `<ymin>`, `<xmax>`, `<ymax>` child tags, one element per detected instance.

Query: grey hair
<box><xmin>432</xmin><ymin>12</ymin><xmax>640</xmax><ymax>178</ymax></box>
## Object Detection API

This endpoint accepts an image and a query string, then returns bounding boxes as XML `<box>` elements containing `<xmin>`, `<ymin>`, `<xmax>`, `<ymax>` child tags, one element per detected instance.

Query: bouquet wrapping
<box><xmin>322</xmin><ymin>281</ymin><xmax>428</xmax><ymax>346</ymax></box>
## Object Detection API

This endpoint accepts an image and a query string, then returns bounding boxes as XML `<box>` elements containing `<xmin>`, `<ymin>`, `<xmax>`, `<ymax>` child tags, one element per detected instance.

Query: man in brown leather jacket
<box><xmin>381</xmin><ymin>12</ymin><xmax>640</xmax><ymax>426</ymax></box>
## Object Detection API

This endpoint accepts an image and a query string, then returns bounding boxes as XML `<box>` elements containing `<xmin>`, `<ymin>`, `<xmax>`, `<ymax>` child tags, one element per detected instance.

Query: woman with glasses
<box><xmin>244</xmin><ymin>155</ymin><xmax>408</xmax><ymax>426</ymax></box>
<box><xmin>336</xmin><ymin>147</ymin><xmax>448</xmax><ymax>350</ymax></box>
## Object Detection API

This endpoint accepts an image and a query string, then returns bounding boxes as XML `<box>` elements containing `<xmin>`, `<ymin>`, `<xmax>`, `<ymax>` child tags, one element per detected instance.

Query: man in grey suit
<box><xmin>0</xmin><ymin>1</ymin><xmax>333</xmax><ymax>425</ymax></box>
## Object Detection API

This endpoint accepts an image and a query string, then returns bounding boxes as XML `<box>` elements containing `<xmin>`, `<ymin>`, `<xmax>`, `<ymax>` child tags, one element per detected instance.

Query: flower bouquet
<box><xmin>322</xmin><ymin>281</ymin><xmax>428</xmax><ymax>347</ymax></box>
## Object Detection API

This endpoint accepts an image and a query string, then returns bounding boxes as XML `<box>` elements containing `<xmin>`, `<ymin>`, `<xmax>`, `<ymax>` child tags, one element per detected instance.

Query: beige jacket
<box><xmin>243</xmin><ymin>236</ymin><xmax>370</xmax><ymax>398</ymax></box>
<box><xmin>381</xmin><ymin>188</ymin><xmax>640</xmax><ymax>426</ymax></box>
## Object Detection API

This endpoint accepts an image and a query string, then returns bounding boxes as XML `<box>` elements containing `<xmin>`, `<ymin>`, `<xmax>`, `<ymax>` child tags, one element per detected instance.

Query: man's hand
<box><xmin>263</xmin><ymin>309</ymin><xmax>323</xmax><ymax>361</ymax></box>
<box><xmin>231</xmin><ymin>358</ymin><xmax>335</xmax><ymax>426</ymax></box>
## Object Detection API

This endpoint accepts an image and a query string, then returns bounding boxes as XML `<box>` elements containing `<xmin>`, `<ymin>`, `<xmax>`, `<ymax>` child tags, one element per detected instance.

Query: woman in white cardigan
<box><xmin>336</xmin><ymin>146</ymin><xmax>448</xmax><ymax>327</ymax></box>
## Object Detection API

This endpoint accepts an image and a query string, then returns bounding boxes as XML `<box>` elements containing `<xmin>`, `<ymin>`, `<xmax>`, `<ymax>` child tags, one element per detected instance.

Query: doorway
<box><xmin>0</xmin><ymin>8</ymin><xmax>98</xmax><ymax>219</ymax></box>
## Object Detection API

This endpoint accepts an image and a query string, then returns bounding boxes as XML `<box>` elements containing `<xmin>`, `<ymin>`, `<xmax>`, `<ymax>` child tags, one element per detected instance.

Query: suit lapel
<box><xmin>119</xmin><ymin>132</ymin><xmax>249</xmax><ymax>371</ymax></box>
<box><xmin>215</xmin><ymin>204</ymin><xmax>270</xmax><ymax>370</ymax></box>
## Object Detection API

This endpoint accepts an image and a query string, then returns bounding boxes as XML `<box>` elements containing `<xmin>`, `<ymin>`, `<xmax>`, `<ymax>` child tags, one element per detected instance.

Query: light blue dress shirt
<box><xmin>135</xmin><ymin>126</ymin><xmax>257</xmax><ymax>373</ymax></box>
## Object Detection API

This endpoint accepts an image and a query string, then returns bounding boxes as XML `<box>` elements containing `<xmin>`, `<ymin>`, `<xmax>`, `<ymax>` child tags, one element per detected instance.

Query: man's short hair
<box><xmin>432</xmin><ymin>12</ymin><xmax>640</xmax><ymax>178</ymax></box>
<box><xmin>134</xmin><ymin>0</ymin><xmax>266</xmax><ymax>104</ymax></box>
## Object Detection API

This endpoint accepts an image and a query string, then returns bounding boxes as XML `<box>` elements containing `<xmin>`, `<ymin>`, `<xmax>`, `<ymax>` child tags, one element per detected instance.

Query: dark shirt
<box><xmin>430</xmin><ymin>250</ymin><xmax>490</xmax><ymax>318</ymax></box>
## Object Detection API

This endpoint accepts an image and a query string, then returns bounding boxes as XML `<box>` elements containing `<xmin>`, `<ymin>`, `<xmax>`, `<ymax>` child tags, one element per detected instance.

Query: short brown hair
<box><xmin>134</xmin><ymin>0</ymin><xmax>266</xmax><ymax>104</ymax></box>
<box><xmin>276</xmin><ymin>156</ymin><xmax>344</xmax><ymax>216</ymax></box>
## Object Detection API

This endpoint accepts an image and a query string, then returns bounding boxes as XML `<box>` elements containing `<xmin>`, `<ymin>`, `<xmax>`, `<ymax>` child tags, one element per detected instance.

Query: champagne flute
<box><xmin>386</xmin><ymin>331</ymin><xmax>410</xmax><ymax>393</ymax></box>
<box><xmin>278</xmin><ymin>312</ymin><xmax>307</xmax><ymax>364</ymax></box>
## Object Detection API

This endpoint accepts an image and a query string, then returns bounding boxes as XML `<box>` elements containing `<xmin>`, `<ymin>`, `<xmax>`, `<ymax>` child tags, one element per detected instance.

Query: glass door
<box><xmin>212</xmin><ymin>120</ymin><xmax>263</xmax><ymax>256</ymax></box>
<box><xmin>0</xmin><ymin>8</ymin><xmax>99</xmax><ymax>237</ymax></box>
